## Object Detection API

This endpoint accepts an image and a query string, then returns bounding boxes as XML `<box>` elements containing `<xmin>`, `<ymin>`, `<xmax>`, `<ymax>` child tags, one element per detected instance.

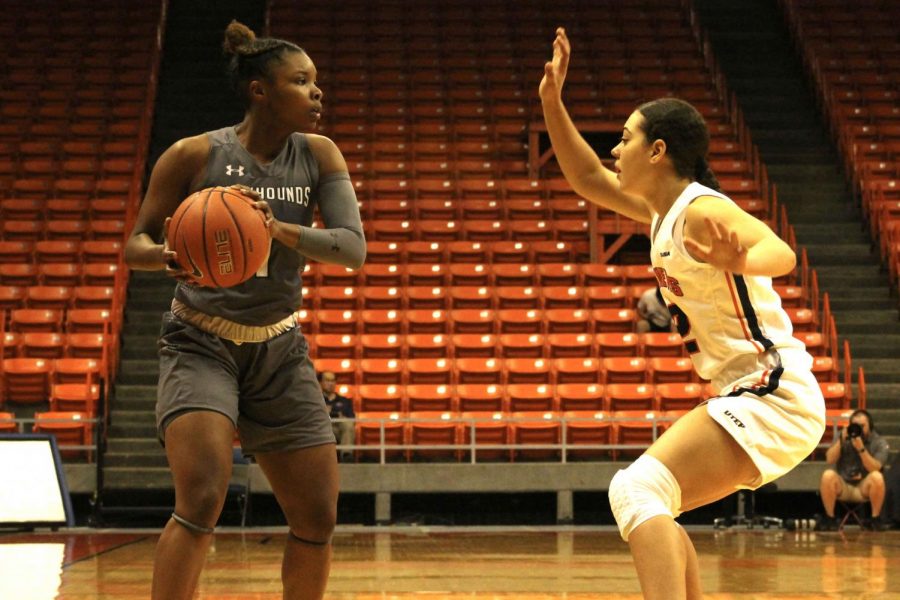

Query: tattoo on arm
<box><xmin>329</xmin><ymin>231</ymin><xmax>341</xmax><ymax>253</ymax></box>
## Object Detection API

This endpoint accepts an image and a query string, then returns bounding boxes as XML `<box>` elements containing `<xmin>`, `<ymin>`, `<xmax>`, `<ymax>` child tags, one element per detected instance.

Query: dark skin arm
<box><xmin>252</xmin><ymin>133</ymin><xmax>351</xmax><ymax>247</ymax></box>
<box><xmin>124</xmin><ymin>135</ymin><xmax>210</xmax><ymax>283</ymax></box>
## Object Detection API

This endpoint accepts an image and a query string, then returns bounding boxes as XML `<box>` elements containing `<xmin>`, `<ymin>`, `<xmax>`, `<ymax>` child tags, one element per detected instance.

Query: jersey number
<box><xmin>255</xmin><ymin>239</ymin><xmax>273</xmax><ymax>278</ymax></box>
<box><xmin>667</xmin><ymin>304</ymin><xmax>700</xmax><ymax>354</ymax></box>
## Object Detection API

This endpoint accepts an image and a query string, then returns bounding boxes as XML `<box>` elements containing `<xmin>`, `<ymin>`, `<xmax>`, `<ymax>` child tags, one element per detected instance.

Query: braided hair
<box><xmin>222</xmin><ymin>20</ymin><xmax>305</xmax><ymax>106</ymax></box>
<box><xmin>637</xmin><ymin>98</ymin><xmax>720</xmax><ymax>191</ymax></box>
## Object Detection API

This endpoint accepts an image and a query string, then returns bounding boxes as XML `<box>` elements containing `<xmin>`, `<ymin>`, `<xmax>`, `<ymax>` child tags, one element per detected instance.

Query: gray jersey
<box><xmin>176</xmin><ymin>126</ymin><xmax>318</xmax><ymax>325</ymax></box>
<box><xmin>834</xmin><ymin>431</ymin><xmax>890</xmax><ymax>481</ymax></box>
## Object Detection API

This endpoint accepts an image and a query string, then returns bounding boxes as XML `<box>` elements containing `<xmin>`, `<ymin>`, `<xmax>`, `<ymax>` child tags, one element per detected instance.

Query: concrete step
<box><xmin>793</xmin><ymin>223</ymin><xmax>867</xmax><ymax>244</ymax></box>
<box><xmin>840</xmin><ymin>334</ymin><xmax>900</xmax><ymax>358</ymax></box>
<box><xmin>107</xmin><ymin>438</ymin><xmax>161</xmax><ymax>454</ymax></box>
<box><xmin>113</xmin><ymin>384</ymin><xmax>157</xmax><ymax>402</ymax></box>
<box><xmin>123</xmin><ymin>318</ymin><xmax>165</xmax><ymax>336</ymax></box>
<box><xmin>804</xmin><ymin>244</ymin><xmax>878</xmax><ymax>266</ymax></box>
<box><xmin>852</xmin><ymin>360</ymin><xmax>900</xmax><ymax>383</ymax></box>
<box><xmin>104</xmin><ymin>452</ymin><xmax>169</xmax><ymax>468</ymax></box>
<box><xmin>108</xmin><ymin>423</ymin><xmax>157</xmax><ymax>438</ymax></box>
<box><xmin>102</xmin><ymin>467</ymin><xmax>173</xmax><ymax>490</ymax></box>
<box><xmin>120</xmin><ymin>335</ymin><xmax>160</xmax><ymax>359</ymax></box>
<box><xmin>833</xmin><ymin>311</ymin><xmax>900</xmax><ymax>334</ymax></box>
<box><xmin>113</xmin><ymin>397</ymin><xmax>157</xmax><ymax>411</ymax></box>
<box><xmin>829</xmin><ymin>297</ymin><xmax>897</xmax><ymax>311</ymax></box>
<box><xmin>119</xmin><ymin>359</ymin><xmax>160</xmax><ymax>385</ymax></box>
<box><xmin>109</xmin><ymin>410</ymin><xmax>155</xmax><ymax>424</ymax></box>
<box><xmin>816</xmin><ymin>265</ymin><xmax>886</xmax><ymax>288</ymax></box>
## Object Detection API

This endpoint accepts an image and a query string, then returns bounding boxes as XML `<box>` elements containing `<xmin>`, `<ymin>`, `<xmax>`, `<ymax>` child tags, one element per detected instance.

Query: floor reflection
<box><xmin>1</xmin><ymin>527</ymin><xmax>897</xmax><ymax>598</ymax></box>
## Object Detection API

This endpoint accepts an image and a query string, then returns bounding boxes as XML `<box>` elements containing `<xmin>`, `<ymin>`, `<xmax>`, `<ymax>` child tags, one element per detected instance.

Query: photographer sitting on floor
<box><xmin>818</xmin><ymin>409</ymin><xmax>890</xmax><ymax>531</ymax></box>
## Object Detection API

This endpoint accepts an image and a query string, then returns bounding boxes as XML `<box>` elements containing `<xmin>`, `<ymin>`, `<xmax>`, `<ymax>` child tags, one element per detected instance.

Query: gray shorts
<box><xmin>156</xmin><ymin>312</ymin><xmax>335</xmax><ymax>455</ymax></box>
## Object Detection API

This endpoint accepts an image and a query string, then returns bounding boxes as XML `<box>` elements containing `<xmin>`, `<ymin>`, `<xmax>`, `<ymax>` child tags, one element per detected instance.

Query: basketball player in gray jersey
<box><xmin>124</xmin><ymin>21</ymin><xmax>364</xmax><ymax>600</ymax></box>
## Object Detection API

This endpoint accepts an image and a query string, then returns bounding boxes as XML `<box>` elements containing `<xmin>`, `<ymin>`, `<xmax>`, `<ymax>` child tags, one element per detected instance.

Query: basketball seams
<box><xmin>219</xmin><ymin>192</ymin><xmax>250</xmax><ymax>283</ymax></box>
<box><xmin>200</xmin><ymin>187</ymin><xmax>216</xmax><ymax>286</ymax></box>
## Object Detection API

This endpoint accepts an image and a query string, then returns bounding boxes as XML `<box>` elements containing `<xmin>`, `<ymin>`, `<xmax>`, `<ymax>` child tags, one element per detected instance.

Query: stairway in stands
<box><xmin>693</xmin><ymin>0</ymin><xmax>900</xmax><ymax>447</ymax></box>
<box><xmin>105</xmin><ymin>0</ymin><xmax>265</xmax><ymax>490</ymax></box>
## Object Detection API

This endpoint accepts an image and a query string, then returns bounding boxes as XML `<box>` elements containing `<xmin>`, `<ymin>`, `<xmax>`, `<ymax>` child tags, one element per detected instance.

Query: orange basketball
<box><xmin>166</xmin><ymin>186</ymin><xmax>270</xmax><ymax>288</ymax></box>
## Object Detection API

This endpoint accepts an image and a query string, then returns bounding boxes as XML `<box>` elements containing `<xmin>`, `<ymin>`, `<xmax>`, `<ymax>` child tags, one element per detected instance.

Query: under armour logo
<box><xmin>226</xmin><ymin>164</ymin><xmax>244</xmax><ymax>177</ymax></box>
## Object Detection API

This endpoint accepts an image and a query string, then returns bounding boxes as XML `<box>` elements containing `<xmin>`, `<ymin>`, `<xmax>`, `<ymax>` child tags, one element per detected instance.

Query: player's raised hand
<box><xmin>684</xmin><ymin>217</ymin><xmax>749</xmax><ymax>273</ymax></box>
<box><xmin>539</xmin><ymin>27</ymin><xmax>571</xmax><ymax>102</ymax></box>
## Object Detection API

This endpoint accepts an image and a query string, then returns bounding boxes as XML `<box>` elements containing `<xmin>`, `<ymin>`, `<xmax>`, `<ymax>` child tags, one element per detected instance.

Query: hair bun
<box><xmin>223</xmin><ymin>20</ymin><xmax>256</xmax><ymax>56</ymax></box>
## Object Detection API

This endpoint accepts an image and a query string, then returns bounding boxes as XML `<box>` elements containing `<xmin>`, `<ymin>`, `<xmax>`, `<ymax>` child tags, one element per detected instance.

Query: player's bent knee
<box><xmin>609</xmin><ymin>454</ymin><xmax>683</xmax><ymax>542</ymax></box>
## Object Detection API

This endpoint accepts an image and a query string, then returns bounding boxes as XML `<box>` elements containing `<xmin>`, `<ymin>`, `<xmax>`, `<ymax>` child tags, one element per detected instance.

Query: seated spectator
<box><xmin>818</xmin><ymin>409</ymin><xmax>890</xmax><ymax>530</ymax></box>
<box><xmin>636</xmin><ymin>287</ymin><xmax>672</xmax><ymax>333</ymax></box>
<box><xmin>319</xmin><ymin>370</ymin><xmax>355</xmax><ymax>462</ymax></box>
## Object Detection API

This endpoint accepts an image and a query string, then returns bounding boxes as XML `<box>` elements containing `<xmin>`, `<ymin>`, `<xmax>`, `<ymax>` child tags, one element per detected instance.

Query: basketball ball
<box><xmin>166</xmin><ymin>186</ymin><xmax>270</xmax><ymax>288</ymax></box>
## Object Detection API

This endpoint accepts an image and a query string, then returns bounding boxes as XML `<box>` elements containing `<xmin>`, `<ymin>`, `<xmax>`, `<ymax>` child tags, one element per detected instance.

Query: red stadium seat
<box><xmin>596</xmin><ymin>332</ymin><xmax>640</xmax><ymax>357</ymax></box>
<box><xmin>452</xmin><ymin>333</ymin><xmax>498</xmax><ymax>358</ymax></box>
<box><xmin>641</xmin><ymin>332</ymin><xmax>685</xmax><ymax>357</ymax></box>
<box><xmin>407</xmin><ymin>411</ymin><xmax>460</xmax><ymax>462</ymax></box>
<box><xmin>11</xmin><ymin>309</ymin><xmax>64</xmax><ymax>333</ymax></box>
<box><xmin>21</xmin><ymin>332</ymin><xmax>66</xmax><ymax>359</ymax></box>
<box><xmin>450</xmin><ymin>286</ymin><xmax>494</xmax><ymax>310</ymax></box>
<box><xmin>509</xmin><ymin>411</ymin><xmax>560</xmax><ymax>462</ymax></box>
<box><xmin>315</xmin><ymin>334</ymin><xmax>359</xmax><ymax>359</ymax></box>
<box><xmin>602</xmin><ymin>357</ymin><xmax>648</xmax><ymax>384</ymax></box>
<box><xmin>2</xmin><ymin>357</ymin><xmax>51</xmax><ymax>404</ymax></box>
<box><xmin>355</xmin><ymin>412</ymin><xmax>405</xmax><ymax>462</ymax></box>
<box><xmin>606</xmin><ymin>383</ymin><xmax>656</xmax><ymax>412</ymax></box>
<box><xmin>648</xmin><ymin>357</ymin><xmax>695</xmax><ymax>383</ymax></box>
<box><xmin>357</xmin><ymin>384</ymin><xmax>405</xmax><ymax>413</ymax></box>
<box><xmin>655</xmin><ymin>383</ymin><xmax>704</xmax><ymax>412</ymax></box>
<box><xmin>547</xmin><ymin>332</ymin><xmax>594</xmax><ymax>358</ymax></box>
<box><xmin>563</xmin><ymin>411</ymin><xmax>613</xmax><ymax>460</ymax></box>
<box><xmin>554</xmin><ymin>357</ymin><xmax>602</xmax><ymax>384</ymax></box>
<box><xmin>359</xmin><ymin>358</ymin><xmax>404</xmax><ymax>385</ymax></box>
<box><xmin>33</xmin><ymin>411</ymin><xmax>92</xmax><ymax>459</ymax></box>
<box><xmin>507</xmin><ymin>383</ymin><xmax>555</xmax><ymax>412</ymax></box>
<box><xmin>457</xmin><ymin>384</ymin><xmax>505</xmax><ymax>413</ymax></box>
<box><xmin>459</xmin><ymin>411</ymin><xmax>507</xmax><ymax>462</ymax></box>
<box><xmin>496</xmin><ymin>286</ymin><xmax>540</xmax><ymax>310</ymax></box>
<box><xmin>406</xmin><ymin>333</ymin><xmax>450</xmax><ymax>358</ymax></box>
<box><xmin>451</xmin><ymin>309</ymin><xmax>496</xmax><ymax>334</ymax></box>
<box><xmin>406</xmin><ymin>357</ymin><xmax>453</xmax><ymax>385</ymax></box>
<box><xmin>406</xmin><ymin>384</ymin><xmax>455</xmax><ymax>412</ymax></box>
<box><xmin>499</xmin><ymin>333</ymin><xmax>544</xmax><ymax>358</ymax></box>
<box><xmin>505</xmin><ymin>357</ymin><xmax>552</xmax><ymax>384</ymax></box>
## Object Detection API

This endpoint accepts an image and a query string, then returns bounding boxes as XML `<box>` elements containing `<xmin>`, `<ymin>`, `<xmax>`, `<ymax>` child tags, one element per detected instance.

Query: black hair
<box><xmin>223</xmin><ymin>20</ymin><xmax>305</xmax><ymax>106</ymax></box>
<box><xmin>850</xmin><ymin>409</ymin><xmax>876</xmax><ymax>433</ymax></box>
<box><xmin>637</xmin><ymin>98</ymin><xmax>720</xmax><ymax>191</ymax></box>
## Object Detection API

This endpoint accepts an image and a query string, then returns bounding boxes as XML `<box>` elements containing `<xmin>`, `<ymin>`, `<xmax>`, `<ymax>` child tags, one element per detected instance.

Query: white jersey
<box><xmin>650</xmin><ymin>182</ymin><xmax>807</xmax><ymax>384</ymax></box>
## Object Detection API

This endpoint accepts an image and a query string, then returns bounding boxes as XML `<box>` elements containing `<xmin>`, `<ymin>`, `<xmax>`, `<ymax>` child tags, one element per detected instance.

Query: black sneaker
<box><xmin>862</xmin><ymin>517</ymin><xmax>889</xmax><ymax>532</ymax></box>
<box><xmin>817</xmin><ymin>515</ymin><xmax>839</xmax><ymax>531</ymax></box>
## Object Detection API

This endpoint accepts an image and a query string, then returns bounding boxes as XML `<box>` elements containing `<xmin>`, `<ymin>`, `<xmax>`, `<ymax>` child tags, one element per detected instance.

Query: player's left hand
<box><xmin>684</xmin><ymin>217</ymin><xmax>748</xmax><ymax>273</ymax></box>
<box><xmin>253</xmin><ymin>200</ymin><xmax>276</xmax><ymax>231</ymax></box>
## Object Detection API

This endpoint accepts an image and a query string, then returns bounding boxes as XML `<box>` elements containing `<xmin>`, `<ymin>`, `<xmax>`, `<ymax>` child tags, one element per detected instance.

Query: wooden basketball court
<box><xmin>1</xmin><ymin>527</ymin><xmax>897</xmax><ymax>598</ymax></box>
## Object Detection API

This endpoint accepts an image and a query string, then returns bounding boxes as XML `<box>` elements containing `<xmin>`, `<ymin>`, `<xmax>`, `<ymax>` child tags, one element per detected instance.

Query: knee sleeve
<box><xmin>171</xmin><ymin>512</ymin><xmax>215</xmax><ymax>535</ymax></box>
<box><xmin>609</xmin><ymin>454</ymin><xmax>682</xmax><ymax>542</ymax></box>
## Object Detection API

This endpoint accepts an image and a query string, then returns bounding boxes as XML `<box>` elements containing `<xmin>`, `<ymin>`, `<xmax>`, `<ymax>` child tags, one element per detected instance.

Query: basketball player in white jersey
<box><xmin>540</xmin><ymin>28</ymin><xmax>825</xmax><ymax>600</ymax></box>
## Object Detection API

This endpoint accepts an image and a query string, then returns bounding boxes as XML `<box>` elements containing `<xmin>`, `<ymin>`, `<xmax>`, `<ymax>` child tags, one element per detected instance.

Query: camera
<box><xmin>847</xmin><ymin>422</ymin><xmax>864</xmax><ymax>439</ymax></box>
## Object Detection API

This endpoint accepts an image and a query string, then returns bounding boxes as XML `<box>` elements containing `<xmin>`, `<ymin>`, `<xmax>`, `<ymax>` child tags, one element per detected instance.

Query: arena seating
<box><xmin>266</xmin><ymin>0</ymin><xmax>856</xmax><ymax>462</ymax></box>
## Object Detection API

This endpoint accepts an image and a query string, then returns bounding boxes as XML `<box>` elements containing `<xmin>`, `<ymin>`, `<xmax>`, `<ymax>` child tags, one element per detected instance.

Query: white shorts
<box><xmin>706</xmin><ymin>348</ymin><xmax>826</xmax><ymax>489</ymax></box>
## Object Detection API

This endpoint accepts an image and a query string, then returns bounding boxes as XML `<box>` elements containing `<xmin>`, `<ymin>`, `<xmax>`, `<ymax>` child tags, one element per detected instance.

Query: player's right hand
<box><xmin>539</xmin><ymin>27</ymin><xmax>571</xmax><ymax>102</ymax></box>
<box><xmin>162</xmin><ymin>217</ymin><xmax>198</xmax><ymax>285</ymax></box>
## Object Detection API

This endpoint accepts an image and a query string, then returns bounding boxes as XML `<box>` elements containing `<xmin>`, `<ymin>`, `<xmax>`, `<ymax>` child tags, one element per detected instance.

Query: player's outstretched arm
<box><xmin>539</xmin><ymin>28</ymin><xmax>652</xmax><ymax>224</ymax></box>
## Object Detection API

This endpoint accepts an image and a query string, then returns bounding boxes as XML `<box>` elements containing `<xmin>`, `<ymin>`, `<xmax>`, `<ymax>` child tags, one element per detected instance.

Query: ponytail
<box><xmin>222</xmin><ymin>20</ymin><xmax>305</xmax><ymax>106</ymax></box>
<box><xmin>694</xmin><ymin>157</ymin><xmax>721</xmax><ymax>192</ymax></box>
